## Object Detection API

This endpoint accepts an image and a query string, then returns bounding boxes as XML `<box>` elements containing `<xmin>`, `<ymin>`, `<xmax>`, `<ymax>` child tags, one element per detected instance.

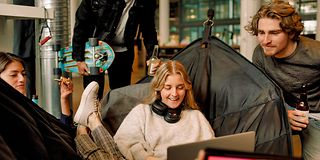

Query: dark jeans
<box><xmin>83</xmin><ymin>74</ymin><xmax>105</xmax><ymax>100</ymax></box>
<box><xmin>300</xmin><ymin>118</ymin><xmax>320</xmax><ymax>159</ymax></box>
<box><xmin>108</xmin><ymin>49</ymin><xmax>134</xmax><ymax>89</ymax></box>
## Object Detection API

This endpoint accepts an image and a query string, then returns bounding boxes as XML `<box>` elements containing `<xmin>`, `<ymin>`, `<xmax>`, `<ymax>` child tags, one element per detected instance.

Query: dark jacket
<box><xmin>72</xmin><ymin>0</ymin><xmax>158</xmax><ymax>61</ymax></box>
<box><xmin>0</xmin><ymin>78</ymin><xmax>79</xmax><ymax>159</ymax></box>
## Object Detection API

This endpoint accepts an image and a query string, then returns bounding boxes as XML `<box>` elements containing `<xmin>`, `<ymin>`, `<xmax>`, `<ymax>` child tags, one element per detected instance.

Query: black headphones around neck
<box><xmin>151</xmin><ymin>99</ymin><xmax>182</xmax><ymax>123</ymax></box>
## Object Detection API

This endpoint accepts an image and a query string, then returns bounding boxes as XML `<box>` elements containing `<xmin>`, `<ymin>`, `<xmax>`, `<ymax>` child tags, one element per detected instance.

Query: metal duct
<box><xmin>37</xmin><ymin>0</ymin><xmax>70</xmax><ymax>118</ymax></box>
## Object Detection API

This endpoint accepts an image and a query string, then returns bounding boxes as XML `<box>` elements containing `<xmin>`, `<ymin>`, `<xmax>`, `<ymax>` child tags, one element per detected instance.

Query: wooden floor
<box><xmin>292</xmin><ymin>135</ymin><xmax>302</xmax><ymax>158</ymax></box>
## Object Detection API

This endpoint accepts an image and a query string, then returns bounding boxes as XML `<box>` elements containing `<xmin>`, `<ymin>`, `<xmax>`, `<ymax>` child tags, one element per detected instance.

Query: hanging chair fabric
<box><xmin>0</xmin><ymin>79</ymin><xmax>79</xmax><ymax>159</ymax></box>
<box><xmin>171</xmin><ymin>36</ymin><xmax>292</xmax><ymax>157</ymax></box>
<box><xmin>101</xmin><ymin>36</ymin><xmax>293</xmax><ymax>157</ymax></box>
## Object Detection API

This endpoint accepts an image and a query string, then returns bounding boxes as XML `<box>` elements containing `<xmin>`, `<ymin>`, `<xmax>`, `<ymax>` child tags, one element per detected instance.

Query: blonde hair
<box><xmin>245</xmin><ymin>0</ymin><xmax>304</xmax><ymax>41</ymax></box>
<box><xmin>146</xmin><ymin>60</ymin><xmax>199</xmax><ymax>110</ymax></box>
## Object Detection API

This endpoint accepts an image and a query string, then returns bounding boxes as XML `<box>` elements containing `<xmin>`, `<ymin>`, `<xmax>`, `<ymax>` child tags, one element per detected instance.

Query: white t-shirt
<box><xmin>112</xmin><ymin>0</ymin><xmax>135</xmax><ymax>52</ymax></box>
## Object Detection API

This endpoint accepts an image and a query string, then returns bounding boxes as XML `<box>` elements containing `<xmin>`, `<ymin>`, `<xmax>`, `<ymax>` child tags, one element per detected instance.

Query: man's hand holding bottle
<box><xmin>287</xmin><ymin>109</ymin><xmax>309</xmax><ymax>131</ymax></box>
<box><xmin>147</xmin><ymin>45</ymin><xmax>161</xmax><ymax>76</ymax></box>
<box><xmin>288</xmin><ymin>84</ymin><xmax>309</xmax><ymax>131</ymax></box>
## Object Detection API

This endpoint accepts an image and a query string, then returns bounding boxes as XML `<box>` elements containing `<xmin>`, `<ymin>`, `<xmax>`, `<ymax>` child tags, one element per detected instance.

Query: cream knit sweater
<box><xmin>114</xmin><ymin>104</ymin><xmax>215</xmax><ymax>160</ymax></box>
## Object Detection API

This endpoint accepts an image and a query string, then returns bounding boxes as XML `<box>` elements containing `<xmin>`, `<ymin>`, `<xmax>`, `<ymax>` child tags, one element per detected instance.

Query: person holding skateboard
<box><xmin>72</xmin><ymin>0</ymin><xmax>158</xmax><ymax>99</ymax></box>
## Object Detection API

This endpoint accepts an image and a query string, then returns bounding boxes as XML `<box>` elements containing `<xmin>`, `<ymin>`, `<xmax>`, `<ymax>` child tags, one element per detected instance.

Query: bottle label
<box><xmin>295</xmin><ymin>109</ymin><xmax>309</xmax><ymax>117</ymax></box>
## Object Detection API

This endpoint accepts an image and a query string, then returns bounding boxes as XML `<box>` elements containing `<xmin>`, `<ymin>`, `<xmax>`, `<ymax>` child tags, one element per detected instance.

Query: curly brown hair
<box><xmin>245</xmin><ymin>0</ymin><xmax>304</xmax><ymax>41</ymax></box>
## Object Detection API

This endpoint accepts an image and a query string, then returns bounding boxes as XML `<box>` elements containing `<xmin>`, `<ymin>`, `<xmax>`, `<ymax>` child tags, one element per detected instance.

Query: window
<box><xmin>179</xmin><ymin>0</ymin><xmax>240</xmax><ymax>47</ymax></box>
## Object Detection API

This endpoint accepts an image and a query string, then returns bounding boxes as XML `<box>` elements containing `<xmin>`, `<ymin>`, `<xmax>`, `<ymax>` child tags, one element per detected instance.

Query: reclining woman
<box><xmin>74</xmin><ymin>60</ymin><xmax>215</xmax><ymax>160</ymax></box>
<box><xmin>0</xmin><ymin>52</ymin><xmax>79</xmax><ymax>158</ymax></box>
<box><xmin>0</xmin><ymin>51</ymin><xmax>74</xmax><ymax>127</ymax></box>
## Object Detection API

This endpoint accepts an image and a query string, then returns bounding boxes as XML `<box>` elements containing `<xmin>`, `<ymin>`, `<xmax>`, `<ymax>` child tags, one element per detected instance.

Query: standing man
<box><xmin>72</xmin><ymin>0</ymin><xmax>158</xmax><ymax>99</ymax></box>
<box><xmin>245</xmin><ymin>1</ymin><xmax>320</xmax><ymax>159</ymax></box>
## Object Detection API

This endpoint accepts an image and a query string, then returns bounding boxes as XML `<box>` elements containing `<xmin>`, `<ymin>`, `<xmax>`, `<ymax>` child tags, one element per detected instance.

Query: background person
<box><xmin>0</xmin><ymin>51</ymin><xmax>74</xmax><ymax>127</ymax></box>
<box><xmin>0</xmin><ymin>51</ymin><xmax>79</xmax><ymax>159</ymax></box>
<box><xmin>245</xmin><ymin>1</ymin><xmax>320</xmax><ymax>159</ymax></box>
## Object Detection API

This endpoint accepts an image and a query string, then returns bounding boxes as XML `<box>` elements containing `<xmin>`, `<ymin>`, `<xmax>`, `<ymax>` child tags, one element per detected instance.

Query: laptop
<box><xmin>167</xmin><ymin>131</ymin><xmax>256</xmax><ymax>160</ymax></box>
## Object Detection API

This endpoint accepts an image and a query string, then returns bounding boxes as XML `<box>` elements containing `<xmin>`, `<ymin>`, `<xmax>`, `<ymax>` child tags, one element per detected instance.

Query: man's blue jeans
<box><xmin>301</xmin><ymin>118</ymin><xmax>320</xmax><ymax>160</ymax></box>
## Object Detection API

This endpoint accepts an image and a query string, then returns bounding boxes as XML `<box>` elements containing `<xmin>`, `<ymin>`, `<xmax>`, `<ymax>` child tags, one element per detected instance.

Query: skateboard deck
<box><xmin>59</xmin><ymin>41</ymin><xmax>115</xmax><ymax>73</ymax></box>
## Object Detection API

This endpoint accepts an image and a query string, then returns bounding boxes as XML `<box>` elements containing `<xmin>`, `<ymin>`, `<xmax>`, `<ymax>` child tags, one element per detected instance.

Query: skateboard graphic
<box><xmin>59</xmin><ymin>41</ymin><xmax>115</xmax><ymax>74</ymax></box>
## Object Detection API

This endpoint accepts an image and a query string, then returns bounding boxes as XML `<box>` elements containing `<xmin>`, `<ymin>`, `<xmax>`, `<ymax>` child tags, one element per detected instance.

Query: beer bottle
<box><xmin>148</xmin><ymin>45</ymin><xmax>160</xmax><ymax>76</ymax></box>
<box><xmin>296</xmin><ymin>84</ymin><xmax>309</xmax><ymax>116</ymax></box>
